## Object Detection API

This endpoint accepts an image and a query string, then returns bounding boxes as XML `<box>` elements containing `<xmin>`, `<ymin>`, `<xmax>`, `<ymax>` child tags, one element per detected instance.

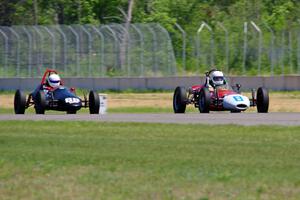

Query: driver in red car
<box><xmin>205</xmin><ymin>69</ymin><xmax>226</xmax><ymax>91</ymax></box>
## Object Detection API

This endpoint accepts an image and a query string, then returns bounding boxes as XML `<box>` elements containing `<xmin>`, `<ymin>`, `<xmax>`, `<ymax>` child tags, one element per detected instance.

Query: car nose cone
<box><xmin>63</xmin><ymin>97</ymin><xmax>82</xmax><ymax>109</ymax></box>
<box><xmin>223</xmin><ymin>94</ymin><xmax>250</xmax><ymax>111</ymax></box>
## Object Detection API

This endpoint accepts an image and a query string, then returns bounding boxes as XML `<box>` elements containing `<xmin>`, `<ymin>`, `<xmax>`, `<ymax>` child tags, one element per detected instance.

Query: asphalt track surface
<box><xmin>0</xmin><ymin>113</ymin><xmax>299</xmax><ymax>126</ymax></box>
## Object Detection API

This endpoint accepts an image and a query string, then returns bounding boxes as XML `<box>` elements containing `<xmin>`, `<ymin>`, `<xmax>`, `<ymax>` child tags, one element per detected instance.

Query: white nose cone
<box><xmin>223</xmin><ymin>94</ymin><xmax>250</xmax><ymax>111</ymax></box>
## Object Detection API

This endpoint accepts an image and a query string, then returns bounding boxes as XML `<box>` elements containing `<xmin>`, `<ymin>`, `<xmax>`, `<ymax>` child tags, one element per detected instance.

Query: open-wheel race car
<box><xmin>14</xmin><ymin>69</ymin><xmax>100</xmax><ymax>114</ymax></box>
<box><xmin>173</xmin><ymin>69</ymin><xmax>269</xmax><ymax>113</ymax></box>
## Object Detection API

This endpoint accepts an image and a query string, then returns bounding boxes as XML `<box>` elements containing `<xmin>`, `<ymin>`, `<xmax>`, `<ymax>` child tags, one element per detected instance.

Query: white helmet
<box><xmin>209</xmin><ymin>70</ymin><xmax>225</xmax><ymax>86</ymax></box>
<box><xmin>48</xmin><ymin>74</ymin><xmax>61</xmax><ymax>88</ymax></box>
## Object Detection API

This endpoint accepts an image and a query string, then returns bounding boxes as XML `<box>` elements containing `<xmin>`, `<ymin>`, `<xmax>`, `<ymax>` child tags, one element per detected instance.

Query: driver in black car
<box><xmin>45</xmin><ymin>73</ymin><xmax>61</xmax><ymax>90</ymax></box>
<box><xmin>32</xmin><ymin>73</ymin><xmax>62</xmax><ymax>101</ymax></box>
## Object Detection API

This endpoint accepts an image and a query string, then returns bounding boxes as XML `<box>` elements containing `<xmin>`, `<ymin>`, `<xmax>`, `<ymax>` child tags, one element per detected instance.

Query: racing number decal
<box><xmin>233</xmin><ymin>96</ymin><xmax>243</xmax><ymax>102</ymax></box>
<box><xmin>65</xmin><ymin>98</ymin><xmax>80</xmax><ymax>104</ymax></box>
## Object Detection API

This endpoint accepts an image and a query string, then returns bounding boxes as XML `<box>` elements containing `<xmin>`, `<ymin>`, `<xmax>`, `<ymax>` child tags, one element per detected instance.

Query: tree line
<box><xmin>1</xmin><ymin>0</ymin><xmax>299</xmax><ymax>32</ymax></box>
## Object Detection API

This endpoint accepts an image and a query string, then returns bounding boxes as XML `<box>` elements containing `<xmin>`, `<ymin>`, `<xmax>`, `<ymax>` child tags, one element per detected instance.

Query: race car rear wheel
<box><xmin>198</xmin><ymin>88</ymin><xmax>210</xmax><ymax>113</ymax></box>
<box><xmin>256</xmin><ymin>87</ymin><xmax>269</xmax><ymax>113</ymax></box>
<box><xmin>14</xmin><ymin>89</ymin><xmax>26</xmax><ymax>114</ymax></box>
<box><xmin>173</xmin><ymin>86</ymin><xmax>187</xmax><ymax>113</ymax></box>
<box><xmin>89</xmin><ymin>91</ymin><xmax>100</xmax><ymax>114</ymax></box>
<box><xmin>35</xmin><ymin>91</ymin><xmax>46</xmax><ymax>114</ymax></box>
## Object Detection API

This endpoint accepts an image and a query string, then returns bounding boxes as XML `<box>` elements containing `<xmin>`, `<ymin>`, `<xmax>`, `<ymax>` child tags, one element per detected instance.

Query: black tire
<box><xmin>173</xmin><ymin>86</ymin><xmax>187</xmax><ymax>113</ymax></box>
<box><xmin>14</xmin><ymin>90</ymin><xmax>26</xmax><ymax>114</ymax></box>
<box><xmin>89</xmin><ymin>90</ymin><xmax>100</xmax><ymax>114</ymax></box>
<box><xmin>198</xmin><ymin>88</ymin><xmax>211</xmax><ymax>113</ymax></box>
<box><xmin>35</xmin><ymin>91</ymin><xmax>46</xmax><ymax>114</ymax></box>
<box><xmin>256</xmin><ymin>87</ymin><xmax>269</xmax><ymax>113</ymax></box>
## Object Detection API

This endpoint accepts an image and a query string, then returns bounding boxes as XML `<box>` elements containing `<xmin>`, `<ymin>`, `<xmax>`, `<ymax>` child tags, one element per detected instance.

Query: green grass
<box><xmin>0</xmin><ymin>121</ymin><xmax>300</xmax><ymax>199</ymax></box>
<box><xmin>0</xmin><ymin>108</ymin><xmax>13</xmax><ymax>114</ymax></box>
<box><xmin>108</xmin><ymin>106</ymin><xmax>172</xmax><ymax>113</ymax></box>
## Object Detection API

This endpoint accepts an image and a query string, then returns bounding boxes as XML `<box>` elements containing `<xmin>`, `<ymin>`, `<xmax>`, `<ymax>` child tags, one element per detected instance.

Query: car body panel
<box><xmin>45</xmin><ymin>87</ymin><xmax>82</xmax><ymax>111</ymax></box>
<box><xmin>223</xmin><ymin>94</ymin><xmax>250</xmax><ymax>111</ymax></box>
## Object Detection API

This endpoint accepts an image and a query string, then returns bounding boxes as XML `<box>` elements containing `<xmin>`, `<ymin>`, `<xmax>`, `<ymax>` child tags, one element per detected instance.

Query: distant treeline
<box><xmin>1</xmin><ymin>0</ymin><xmax>300</xmax><ymax>75</ymax></box>
<box><xmin>1</xmin><ymin>0</ymin><xmax>299</xmax><ymax>32</ymax></box>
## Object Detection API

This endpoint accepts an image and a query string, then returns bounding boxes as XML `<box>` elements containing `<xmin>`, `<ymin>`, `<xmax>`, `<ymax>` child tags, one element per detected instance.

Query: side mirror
<box><xmin>232</xmin><ymin>83</ymin><xmax>241</xmax><ymax>93</ymax></box>
<box><xmin>70</xmin><ymin>87</ymin><xmax>76</xmax><ymax>94</ymax></box>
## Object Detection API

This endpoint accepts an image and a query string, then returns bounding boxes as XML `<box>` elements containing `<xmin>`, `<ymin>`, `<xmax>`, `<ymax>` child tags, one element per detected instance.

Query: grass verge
<box><xmin>0</xmin><ymin>121</ymin><xmax>300</xmax><ymax>199</ymax></box>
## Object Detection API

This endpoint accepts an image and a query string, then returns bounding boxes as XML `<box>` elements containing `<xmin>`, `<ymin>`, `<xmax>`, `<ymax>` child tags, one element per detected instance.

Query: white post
<box><xmin>98</xmin><ymin>93</ymin><xmax>107</xmax><ymax>114</ymax></box>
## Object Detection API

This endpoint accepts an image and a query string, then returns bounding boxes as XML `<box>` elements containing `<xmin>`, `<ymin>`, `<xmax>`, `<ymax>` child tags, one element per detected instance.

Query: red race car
<box><xmin>173</xmin><ymin>69</ymin><xmax>269</xmax><ymax>113</ymax></box>
<box><xmin>14</xmin><ymin>69</ymin><xmax>100</xmax><ymax>114</ymax></box>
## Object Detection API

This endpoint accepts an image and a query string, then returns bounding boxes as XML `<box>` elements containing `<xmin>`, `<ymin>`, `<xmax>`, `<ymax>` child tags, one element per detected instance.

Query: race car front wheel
<box><xmin>256</xmin><ymin>87</ymin><xmax>269</xmax><ymax>113</ymax></box>
<box><xmin>173</xmin><ymin>86</ymin><xmax>187</xmax><ymax>113</ymax></box>
<box><xmin>89</xmin><ymin>91</ymin><xmax>100</xmax><ymax>114</ymax></box>
<box><xmin>14</xmin><ymin>89</ymin><xmax>26</xmax><ymax>114</ymax></box>
<box><xmin>198</xmin><ymin>88</ymin><xmax>210</xmax><ymax>113</ymax></box>
<box><xmin>35</xmin><ymin>91</ymin><xmax>46</xmax><ymax>114</ymax></box>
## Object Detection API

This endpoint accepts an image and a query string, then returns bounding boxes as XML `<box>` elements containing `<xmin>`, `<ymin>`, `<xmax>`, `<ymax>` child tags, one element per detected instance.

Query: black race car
<box><xmin>14</xmin><ymin>69</ymin><xmax>100</xmax><ymax>114</ymax></box>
